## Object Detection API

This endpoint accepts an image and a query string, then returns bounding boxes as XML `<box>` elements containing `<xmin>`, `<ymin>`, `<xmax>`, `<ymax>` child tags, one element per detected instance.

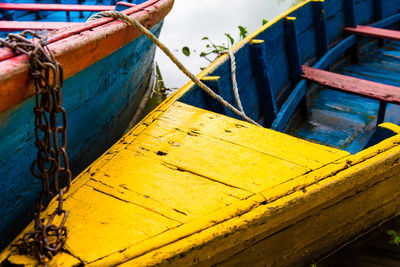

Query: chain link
<box><xmin>0</xmin><ymin>30</ymin><xmax>71</xmax><ymax>263</ymax></box>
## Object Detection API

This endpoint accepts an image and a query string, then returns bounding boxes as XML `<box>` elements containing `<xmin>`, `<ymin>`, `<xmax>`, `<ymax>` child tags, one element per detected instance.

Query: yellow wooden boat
<box><xmin>2</xmin><ymin>0</ymin><xmax>400</xmax><ymax>265</ymax></box>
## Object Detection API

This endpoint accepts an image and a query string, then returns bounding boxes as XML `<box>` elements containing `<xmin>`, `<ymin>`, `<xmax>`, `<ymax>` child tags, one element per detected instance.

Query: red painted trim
<box><xmin>0</xmin><ymin>21</ymin><xmax>80</xmax><ymax>31</ymax></box>
<box><xmin>0</xmin><ymin>0</ymin><xmax>174</xmax><ymax>113</ymax></box>
<box><xmin>0</xmin><ymin>0</ymin><xmax>162</xmax><ymax>62</ymax></box>
<box><xmin>0</xmin><ymin>3</ymin><xmax>114</xmax><ymax>12</ymax></box>
<box><xmin>345</xmin><ymin>25</ymin><xmax>400</xmax><ymax>41</ymax></box>
<box><xmin>302</xmin><ymin>65</ymin><xmax>400</xmax><ymax>105</ymax></box>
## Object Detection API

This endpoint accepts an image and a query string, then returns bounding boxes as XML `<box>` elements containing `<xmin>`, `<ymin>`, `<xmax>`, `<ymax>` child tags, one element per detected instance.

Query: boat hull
<box><xmin>2</xmin><ymin>0</ymin><xmax>400</xmax><ymax>265</ymax></box>
<box><xmin>0</xmin><ymin>2</ymin><xmax>169</xmax><ymax>249</ymax></box>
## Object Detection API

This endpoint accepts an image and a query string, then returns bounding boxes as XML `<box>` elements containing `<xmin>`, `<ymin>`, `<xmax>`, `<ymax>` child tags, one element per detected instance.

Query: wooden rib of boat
<box><xmin>2</xmin><ymin>0</ymin><xmax>400</xmax><ymax>265</ymax></box>
<box><xmin>0</xmin><ymin>0</ymin><xmax>174</xmax><ymax>250</ymax></box>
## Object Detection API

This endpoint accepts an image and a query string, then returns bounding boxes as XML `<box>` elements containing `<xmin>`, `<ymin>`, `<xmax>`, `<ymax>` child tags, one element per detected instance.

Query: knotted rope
<box><xmin>87</xmin><ymin>11</ymin><xmax>259</xmax><ymax>126</ymax></box>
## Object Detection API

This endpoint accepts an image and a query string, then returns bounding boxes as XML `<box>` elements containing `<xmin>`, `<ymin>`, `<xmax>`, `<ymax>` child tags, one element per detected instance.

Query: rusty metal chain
<box><xmin>0</xmin><ymin>30</ymin><xmax>71</xmax><ymax>263</ymax></box>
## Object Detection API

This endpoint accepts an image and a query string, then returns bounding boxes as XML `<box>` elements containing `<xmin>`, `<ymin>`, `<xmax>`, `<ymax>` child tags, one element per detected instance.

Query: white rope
<box><xmin>87</xmin><ymin>11</ymin><xmax>260</xmax><ymax>126</ymax></box>
<box><xmin>223</xmin><ymin>50</ymin><xmax>245</xmax><ymax>113</ymax></box>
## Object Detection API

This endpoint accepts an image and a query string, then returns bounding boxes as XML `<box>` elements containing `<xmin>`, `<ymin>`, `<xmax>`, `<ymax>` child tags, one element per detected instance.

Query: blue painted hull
<box><xmin>178</xmin><ymin>0</ymin><xmax>400</xmax><ymax>153</ymax></box>
<box><xmin>0</xmin><ymin>2</ymin><xmax>166</xmax><ymax>248</ymax></box>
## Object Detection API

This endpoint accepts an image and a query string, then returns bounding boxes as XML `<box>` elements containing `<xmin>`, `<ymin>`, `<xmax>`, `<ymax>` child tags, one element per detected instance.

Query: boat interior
<box><xmin>177</xmin><ymin>0</ymin><xmax>400</xmax><ymax>154</ymax></box>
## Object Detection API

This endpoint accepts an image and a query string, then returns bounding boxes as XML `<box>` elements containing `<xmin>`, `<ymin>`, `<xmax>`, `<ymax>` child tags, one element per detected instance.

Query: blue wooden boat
<box><xmin>2</xmin><ymin>0</ymin><xmax>400</xmax><ymax>266</ymax></box>
<box><xmin>179</xmin><ymin>0</ymin><xmax>400</xmax><ymax>153</ymax></box>
<box><xmin>0</xmin><ymin>0</ymin><xmax>174</xmax><ymax>249</ymax></box>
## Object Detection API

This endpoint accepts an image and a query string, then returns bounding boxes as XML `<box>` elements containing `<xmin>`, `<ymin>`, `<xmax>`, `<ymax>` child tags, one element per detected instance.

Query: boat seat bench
<box><xmin>345</xmin><ymin>25</ymin><xmax>400</xmax><ymax>42</ymax></box>
<box><xmin>301</xmin><ymin>65</ymin><xmax>400</xmax><ymax>125</ymax></box>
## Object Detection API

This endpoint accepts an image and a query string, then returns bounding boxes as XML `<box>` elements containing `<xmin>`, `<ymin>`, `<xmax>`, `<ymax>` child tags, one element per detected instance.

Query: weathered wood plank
<box><xmin>375</xmin><ymin>13</ymin><xmax>400</xmax><ymax>28</ymax></box>
<box><xmin>160</xmin><ymin>102</ymin><xmax>349</xmax><ymax>170</ymax></box>
<box><xmin>313</xmin><ymin>0</ymin><xmax>329</xmax><ymax>57</ymax></box>
<box><xmin>345</xmin><ymin>25</ymin><xmax>400</xmax><ymax>41</ymax></box>
<box><xmin>374</xmin><ymin>0</ymin><xmax>384</xmax><ymax>20</ymax></box>
<box><xmin>54</xmin><ymin>185</ymin><xmax>181</xmax><ymax>263</ymax></box>
<box><xmin>85</xmin><ymin>151</ymin><xmax>252</xmax><ymax>223</ymax></box>
<box><xmin>199</xmin><ymin>76</ymin><xmax>227</xmax><ymax>115</ymax></box>
<box><xmin>285</xmin><ymin>17</ymin><xmax>302</xmax><ymax>84</ymax></box>
<box><xmin>0</xmin><ymin>21</ymin><xmax>80</xmax><ymax>31</ymax></box>
<box><xmin>315</xmin><ymin>7</ymin><xmax>400</xmax><ymax>70</ymax></box>
<box><xmin>120</xmin><ymin>132</ymin><xmax>400</xmax><ymax>267</ymax></box>
<box><xmin>344</xmin><ymin>0</ymin><xmax>356</xmax><ymax>27</ymax></box>
<box><xmin>0</xmin><ymin>3</ymin><xmax>115</xmax><ymax>12</ymax></box>
<box><xmin>128</xmin><ymin>118</ymin><xmax>309</xmax><ymax>193</ymax></box>
<box><xmin>272</xmin><ymin>79</ymin><xmax>307</xmax><ymax>132</ymax></box>
<box><xmin>219</xmin><ymin>168</ymin><xmax>400</xmax><ymax>267</ymax></box>
<box><xmin>249</xmin><ymin>39</ymin><xmax>277</xmax><ymax>127</ymax></box>
<box><xmin>302</xmin><ymin>65</ymin><xmax>400</xmax><ymax>105</ymax></box>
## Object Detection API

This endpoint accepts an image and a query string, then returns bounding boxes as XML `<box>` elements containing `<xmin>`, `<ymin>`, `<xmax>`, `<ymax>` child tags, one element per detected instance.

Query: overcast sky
<box><xmin>155</xmin><ymin>0</ymin><xmax>295</xmax><ymax>89</ymax></box>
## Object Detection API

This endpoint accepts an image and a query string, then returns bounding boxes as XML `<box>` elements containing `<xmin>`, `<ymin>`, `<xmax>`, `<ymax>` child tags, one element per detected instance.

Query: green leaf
<box><xmin>225</xmin><ymin>33</ymin><xmax>235</xmax><ymax>45</ymax></box>
<box><xmin>238</xmin><ymin>25</ymin><xmax>248</xmax><ymax>39</ymax></box>
<box><xmin>387</xmin><ymin>230</ymin><xmax>400</xmax><ymax>245</ymax></box>
<box><xmin>262</xmin><ymin>19</ymin><xmax>268</xmax><ymax>25</ymax></box>
<box><xmin>182</xmin><ymin>46</ymin><xmax>190</xmax><ymax>57</ymax></box>
<box><xmin>387</xmin><ymin>230</ymin><xmax>397</xmax><ymax>235</ymax></box>
<box><xmin>202</xmin><ymin>36</ymin><xmax>209</xmax><ymax>40</ymax></box>
<box><xmin>200</xmin><ymin>52</ymin><xmax>207</xmax><ymax>57</ymax></box>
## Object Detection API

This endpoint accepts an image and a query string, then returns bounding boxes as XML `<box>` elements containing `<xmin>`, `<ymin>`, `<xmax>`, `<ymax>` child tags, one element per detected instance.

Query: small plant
<box><xmin>386</xmin><ymin>229</ymin><xmax>400</xmax><ymax>245</ymax></box>
<box><xmin>199</xmin><ymin>26</ymin><xmax>249</xmax><ymax>63</ymax></box>
<box><xmin>238</xmin><ymin>25</ymin><xmax>248</xmax><ymax>39</ymax></box>
<box><xmin>181</xmin><ymin>19</ymin><xmax>267</xmax><ymax>63</ymax></box>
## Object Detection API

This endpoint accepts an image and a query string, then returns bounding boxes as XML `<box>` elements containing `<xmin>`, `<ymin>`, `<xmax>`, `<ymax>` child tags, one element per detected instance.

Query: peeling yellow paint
<box><xmin>2</xmin><ymin>0</ymin><xmax>400</xmax><ymax>266</ymax></box>
<box><xmin>379</xmin><ymin>122</ymin><xmax>400</xmax><ymax>133</ymax></box>
<box><xmin>2</xmin><ymin>99</ymin><xmax>399</xmax><ymax>266</ymax></box>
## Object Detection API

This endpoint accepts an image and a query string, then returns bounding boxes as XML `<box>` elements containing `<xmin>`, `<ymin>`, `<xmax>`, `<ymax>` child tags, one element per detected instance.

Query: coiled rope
<box><xmin>87</xmin><ymin>11</ymin><xmax>259</xmax><ymax>126</ymax></box>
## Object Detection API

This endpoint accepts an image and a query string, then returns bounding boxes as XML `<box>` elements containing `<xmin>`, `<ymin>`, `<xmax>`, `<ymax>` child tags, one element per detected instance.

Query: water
<box><xmin>155</xmin><ymin>0</ymin><xmax>300</xmax><ymax>90</ymax></box>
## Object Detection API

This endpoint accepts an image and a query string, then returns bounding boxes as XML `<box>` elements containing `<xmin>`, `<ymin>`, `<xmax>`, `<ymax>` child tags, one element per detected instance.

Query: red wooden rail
<box><xmin>0</xmin><ymin>21</ymin><xmax>80</xmax><ymax>31</ymax></box>
<box><xmin>0</xmin><ymin>3</ymin><xmax>115</xmax><ymax>12</ymax></box>
<box><xmin>302</xmin><ymin>65</ymin><xmax>400</xmax><ymax>105</ymax></box>
<box><xmin>345</xmin><ymin>25</ymin><xmax>400</xmax><ymax>42</ymax></box>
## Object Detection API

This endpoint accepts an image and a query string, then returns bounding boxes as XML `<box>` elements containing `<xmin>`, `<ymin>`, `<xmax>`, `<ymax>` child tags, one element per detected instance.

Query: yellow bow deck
<box><xmin>2</xmin><ymin>99</ymin><xmax>400</xmax><ymax>266</ymax></box>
